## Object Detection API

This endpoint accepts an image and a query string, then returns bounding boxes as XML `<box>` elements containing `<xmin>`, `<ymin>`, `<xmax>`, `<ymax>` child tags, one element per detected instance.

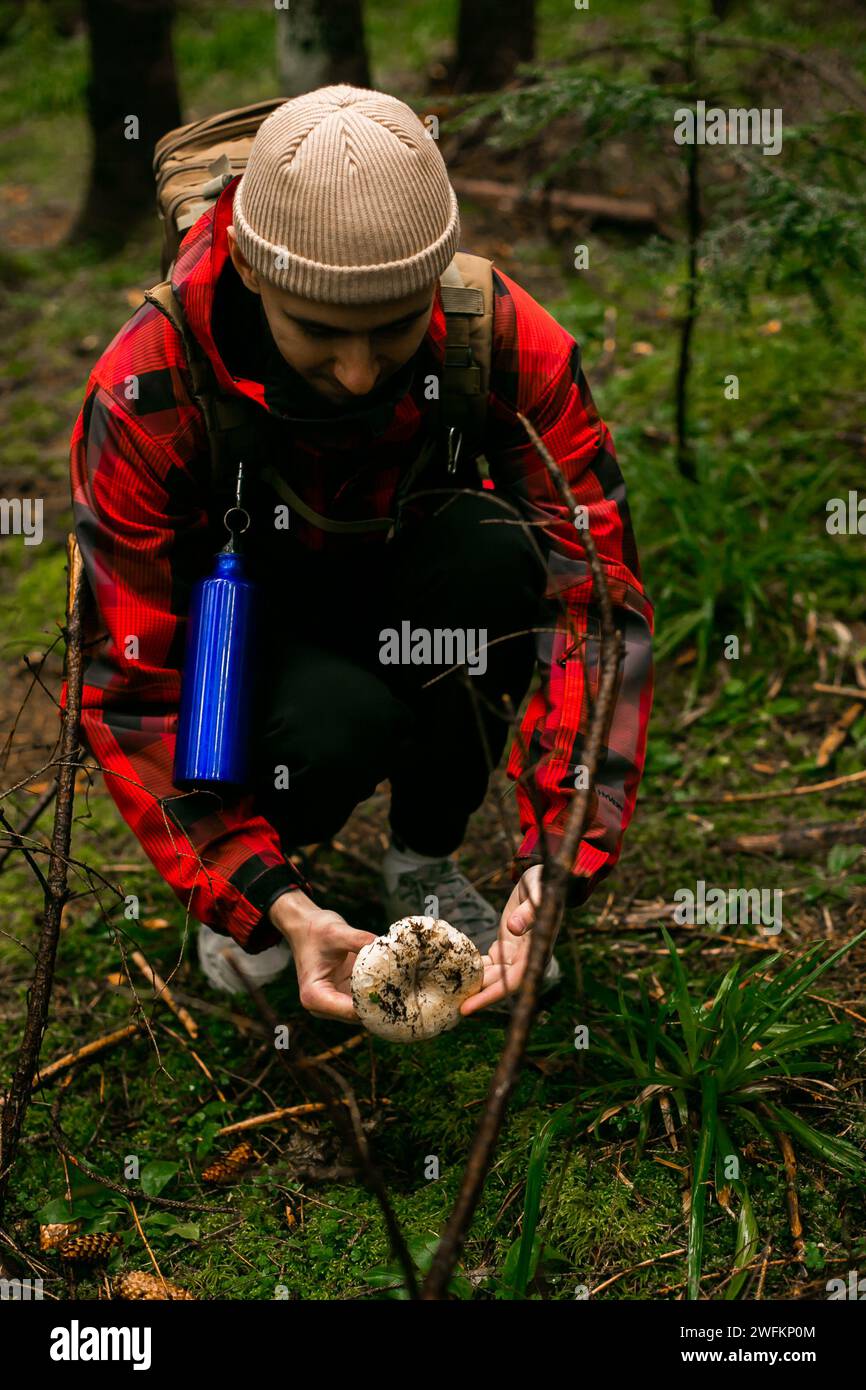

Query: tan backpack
<box><xmin>150</xmin><ymin>100</ymin><xmax>494</xmax><ymax>533</ymax></box>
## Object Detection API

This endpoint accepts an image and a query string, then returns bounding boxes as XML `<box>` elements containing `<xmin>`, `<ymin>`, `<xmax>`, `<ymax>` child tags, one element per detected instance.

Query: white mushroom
<box><xmin>351</xmin><ymin>916</ymin><xmax>484</xmax><ymax>1042</ymax></box>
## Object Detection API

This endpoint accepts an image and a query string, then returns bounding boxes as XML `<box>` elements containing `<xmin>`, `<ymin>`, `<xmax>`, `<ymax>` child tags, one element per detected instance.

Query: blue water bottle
<box><xmin>173</xmin><ymin>464</ymin><xmax>258</xmax><ymax>790</ymax></box>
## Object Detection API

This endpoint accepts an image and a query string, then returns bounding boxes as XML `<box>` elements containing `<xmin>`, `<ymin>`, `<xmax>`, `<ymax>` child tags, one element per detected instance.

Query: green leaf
<box><xmin>139</xmin><ymin>1160</ymin><xmax>179</xmax><ymax>1198</ymax></box>
<box><xmin>661</xmin><ymin>927</ymin><xmax>699</xmax><ymax>1070</ymax></box>
<box><xmin>716</xmin><ymin>1116</ymin><xmax>760</xmax><ymax>1301</ymax></box>
<box><xmin>763</xmin><ymin>1103</ymin><xmax>866</xmax><ymax>1180</ymax></box>
<box><xmin>827</xmin><ymin>843</ymin><xmax>862</xmax><ymax>875</ymax></box>
<box><xmin>688</xmin><ymin>1073</ymin><xmax>718</xmax><ymax>1301</ymax></box>
<box><xmin>514</xmin><ymin>1101</ymin><xmax>579</xmax><ymax>1296</ymax></box>
<box><xmin>728</xmin><ymin>1186</ymin><xmax>760</xmax><ymax>1301</ymax></box>
<box><xmin>160</xmin><ymin>1222</ymin><xmax>200</xmax><ymax>1240</ymax></box>
<box><xmin>35</xmin><ymin>1196</ymin><xmax>76</xmax><ymax>1224</ymax></box>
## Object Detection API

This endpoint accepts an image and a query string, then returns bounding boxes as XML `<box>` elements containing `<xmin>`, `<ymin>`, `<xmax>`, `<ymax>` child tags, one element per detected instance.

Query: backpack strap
<box><xmin>142</xmin><ymin>253</ymin><xmax>496</xmax><ymax>536</ymax></box>
<box><xmin>438</xmin><ymin>251</ymin><xmax>495</xmax><ymax>461</ymax></box>
<box><xmin>143</xmin><ymin>280</ymin><xmax>248</xmax><ymax>517</ymax></box>
<box><xmin>259</xmin><ymin>433</ymin><xmax>440</xmax><ymax>538</ymax></box>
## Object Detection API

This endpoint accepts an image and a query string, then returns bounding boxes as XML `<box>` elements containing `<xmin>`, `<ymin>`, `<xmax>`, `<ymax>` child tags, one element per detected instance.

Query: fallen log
<box><xmin>451</xmin><ymin>175</ymin><xmax>657</xmax><ymax>226</ymax></box>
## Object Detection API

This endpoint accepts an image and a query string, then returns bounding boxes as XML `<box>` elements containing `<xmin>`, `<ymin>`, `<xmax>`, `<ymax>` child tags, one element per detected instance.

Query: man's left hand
<box><xmin>460</xmin><ymin>865</ymin><xmax>562</xmax><ymax>1016</ymax></box>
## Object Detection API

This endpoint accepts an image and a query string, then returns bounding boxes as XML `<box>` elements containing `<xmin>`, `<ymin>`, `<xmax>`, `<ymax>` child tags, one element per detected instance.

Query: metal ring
<box><xmin>223</xmin><ymin>505</ymin><xmax>251</xmax><ymax>535</ymax></box>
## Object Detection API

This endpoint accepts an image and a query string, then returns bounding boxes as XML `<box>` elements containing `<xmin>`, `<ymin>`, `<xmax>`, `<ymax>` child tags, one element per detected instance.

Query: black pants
<box><xmin>248</xmin><ymin>489</ymin><xmax>547</xmax><ymax>857</ymax></box>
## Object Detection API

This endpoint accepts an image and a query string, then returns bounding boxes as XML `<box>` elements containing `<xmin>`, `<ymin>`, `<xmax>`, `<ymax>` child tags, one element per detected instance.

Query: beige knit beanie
<box><xmin>233</xmin><ymin>85</ymin><xmax>460</xmax><ymax>304</ymax></box>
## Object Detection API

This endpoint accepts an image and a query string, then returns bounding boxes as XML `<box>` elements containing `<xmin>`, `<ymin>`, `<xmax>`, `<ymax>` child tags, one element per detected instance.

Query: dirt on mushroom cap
<box><xmin>351</xmin><ymin>916</ymin><xmax>484</xmax><ymax>1042</ymax></box>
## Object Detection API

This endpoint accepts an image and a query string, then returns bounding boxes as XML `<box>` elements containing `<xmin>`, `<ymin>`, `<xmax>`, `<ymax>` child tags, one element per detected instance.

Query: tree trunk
<box><xmin>276</xmin><ymin>0</ymin><xmax>371</xmax><ymax>98</ymax></box>
<box><xmin>454</xmin><ymin>0</ymin><xmax>535</xmax><ymax>92</ymax></box>
<box><xmin>72</xmin><ymin>0</ymin><xmax>181</xmax><ymax>248</ymax></box>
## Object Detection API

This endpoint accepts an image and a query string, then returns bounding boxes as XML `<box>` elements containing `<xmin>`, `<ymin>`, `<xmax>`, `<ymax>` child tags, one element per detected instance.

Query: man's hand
<box><xmin>269</xmin><ymin>890</ymin><xmax>376</xmax><ymax>1023</ymax></box>
<box><xmin>460</xmin><ymin>865</ymin><xmax>562</xmax><ymax>1017</ymax></box>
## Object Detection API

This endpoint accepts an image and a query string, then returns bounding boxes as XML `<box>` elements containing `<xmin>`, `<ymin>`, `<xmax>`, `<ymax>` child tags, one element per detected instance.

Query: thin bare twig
<box><xmin>0</xmin><ymin>783</ymin><xmax>58</xmax><ymax>874</ymax></box>
<box><xmin>422</xmin><ymin>413</ymin><xmax>624</xmax><ymax>1299</ymax></box>
<box><xmin>29</xmin><ymin>1023</ymin><xmax>144</xmax><ymax>1090</ymax></box>
<box><xmin>0</xmin><ymin>538</ymin><xmax>87</xmax><ymax>1219</ymax></box>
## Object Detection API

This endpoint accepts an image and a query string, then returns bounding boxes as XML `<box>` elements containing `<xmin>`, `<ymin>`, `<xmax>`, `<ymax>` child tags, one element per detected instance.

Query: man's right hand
<box><xmin>268</xmin><ymin>889</ymin><xmax>376</xmax><ymax>1023</ymax></box>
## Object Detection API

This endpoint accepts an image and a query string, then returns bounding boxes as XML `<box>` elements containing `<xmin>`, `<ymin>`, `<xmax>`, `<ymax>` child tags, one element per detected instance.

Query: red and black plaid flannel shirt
<box><xmin>64</xmin><ymin>177</ymin><xmax>654</xmax><ymax>951</ymax></box>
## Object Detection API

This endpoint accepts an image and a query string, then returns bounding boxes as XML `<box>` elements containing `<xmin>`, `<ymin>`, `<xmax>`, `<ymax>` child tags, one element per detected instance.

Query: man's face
<box><xmin>227</xmin><ymin>227</ymin><xmax>436</xmax><ymax>406</ymax></box>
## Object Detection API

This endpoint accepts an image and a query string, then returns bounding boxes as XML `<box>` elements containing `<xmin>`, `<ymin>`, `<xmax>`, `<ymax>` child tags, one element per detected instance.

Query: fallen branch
<box><xmin>0</xmin><ymin>536</ymin><xmax>87</xmax><ymax>1221</ymax></box>
<box><xmin>806</xmin><ymin>993</ymin><xmax>866</xmax><ymax>1029</ymax></box>
<box><xmin>298</xmin><ymin>1034</ymin><xmax>366</xmax><ymax>1067</ymax></box>
<box><xmin>30</xmin><ymin>1023</ymin><xmax>144</xmax><ymax>1090</ymax></box>
<box><xmin>586</xmin><ymin>1246</ymin><xmax>687</xmax><ymax>1297</ymax></box>
<box><xmin>816</xmin><ymin>704</ymin><xmax>863</xmax><ymax>768</ymax></box>
<box><xmin>129</xmin><ymin>949</ymin><xmax>199</xmax><ymax>1039</ymax></box>
<box><xmin>684</xmin><ymin>768</ymin><xmax>866</xmax><ymax>806</ymax></box>
<box><xmin>719</xmin><ymin>820</ymin><xmax>866</xmax><ymax>857</ymax></box>
<box><xmin>217</xmin><ymin>1101</ymin><xmax>342</xmax><ymax>1136</ymax></box>
<box><xmin>813</xmin><ymin>682</ymin><xmax>866</xmax><ymax>701</ymax></box>
<box><xmin>451</xmin><ymin>175</ymin><xmax>657</xmax><ymax>226</ymax></box>
<box><xmin>422</xmin><ymin>412</ymin><xmax>623</xmax><ymax>1299</ymax></box>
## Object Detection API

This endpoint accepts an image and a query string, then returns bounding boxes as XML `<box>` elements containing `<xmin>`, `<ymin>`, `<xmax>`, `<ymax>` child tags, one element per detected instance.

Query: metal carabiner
<box><xmin>222</xmin><ymin>461</ymin><xmax>251</xmax><ymax>551</ymax></box>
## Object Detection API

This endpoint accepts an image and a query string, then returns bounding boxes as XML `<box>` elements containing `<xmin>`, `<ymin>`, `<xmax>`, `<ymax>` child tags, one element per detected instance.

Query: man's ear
<box><xmin>226</xmin><ymin>225</ymin><xmax>262</xmax><ymax>296</ymax></box>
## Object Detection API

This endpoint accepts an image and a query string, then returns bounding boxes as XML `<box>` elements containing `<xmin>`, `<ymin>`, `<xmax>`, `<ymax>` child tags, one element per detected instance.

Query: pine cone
<box><xmin>114</xmin><ymin>1271</ymin><xmax>195</xmax><ymax>1300</ymax></box>
<box><xmin>201</xmin><ymin>1139</ymin><xmax>254</xmax><ymax>1184</ymax></box>
<box><xmin>58</xmin><ymin>1232</ymin><xmax>121</xmax><ymax>1263</ymax></box>
<box><xmin>39</xmin><ymin>1221</ymin><xmax>81</xmax><ymax>1252</ymax></box>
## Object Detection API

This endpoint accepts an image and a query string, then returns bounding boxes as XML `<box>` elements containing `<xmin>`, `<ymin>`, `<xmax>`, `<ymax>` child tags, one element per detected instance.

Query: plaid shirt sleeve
<box><xmin>67</xmin><ymin>339</ymin><xmax>310</xmax><ymax>951</ymax></box>
<box><xmin>485</xmin><ymin>269</ymin><xmax>655</xmax><ymax>905</ymax></box>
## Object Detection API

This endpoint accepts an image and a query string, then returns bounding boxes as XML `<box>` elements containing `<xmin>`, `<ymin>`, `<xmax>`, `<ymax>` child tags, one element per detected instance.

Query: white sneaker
<box><xmin>381</xmin><ymin>850</ymin><xmax>562</xmax><ymax>1012</ymax></box>
<box><xmin>197</xmin><ymin>923</ymin><xmax>292</xmax><ymax>994</ymax></box>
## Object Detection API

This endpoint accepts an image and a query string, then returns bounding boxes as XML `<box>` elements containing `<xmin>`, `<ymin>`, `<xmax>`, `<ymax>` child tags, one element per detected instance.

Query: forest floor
<box><xmin>1</xmin><ymin>0</ymin><xmax>865</xmax><ymax>1300</ymax></box>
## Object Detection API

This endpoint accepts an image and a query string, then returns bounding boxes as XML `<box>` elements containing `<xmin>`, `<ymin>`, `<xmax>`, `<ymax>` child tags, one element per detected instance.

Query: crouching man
<box><xmin>67</xmin><ymin>86</ymin><xmax>654</xmax><ymax>1022</ymax></box>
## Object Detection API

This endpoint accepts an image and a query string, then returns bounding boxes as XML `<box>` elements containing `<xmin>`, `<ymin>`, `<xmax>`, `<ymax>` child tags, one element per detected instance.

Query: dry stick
<box><xmin>129</xmin><ymin>1201</ymin><xmax>171</xmax><ymax>1298</ymax></box>
<box><xmin>682</xmin><ymin>768</ymin><xmax>866</xmax><ymax>806</ymax></box>
<box><xmin>225</xmin><ymin>955</ymin><xmax>420</xmax><ymax>1300</ymax></box>
<box><xmin>0</xmin><ymin>537</ymin><xmax>87</xmax><ymax>1222</ymax></box>
<box><xmin>29</xmin><ymin>1023</ymin><xmax>145</xmax><ymax>1090</ymax></box>
<box><xmin>297</xmin><ymin>1034</ymin><xmax>365</xmax><ymax>1067</ymax></box>
<box><xmin>421</xmin><ymin>414</ymin><xmax>623</xmax><ymax>1300</ymax></box>
<box><xmin>816</xmin><ymin>703</ymin><xmax>863</xmax><ymax>768</ymax></box>
<box><xmin>719</xmin><ymin>820</ymin><xmax>866</xmax><ymax>857</ymax></box>
<box><xmin>587</xmin><ymin>1246</ymin><xmax>687</xmax><ymax>1297</ymax></box>
<box><xmin>450</xmin><ymin>175</ymin><xmax>657</xmax><ymax>226</ymax></box>
<box><xmin>761</xmin><ymin>1106</ymin><xmax>806</xmax><ymax>1266</ymax></box>
<box><xmin>755</xmin><ymin>1243</ymin><xmax>773</xmax><ymax>1300</ymax></box>
<box><xmin>813</xmin><ymin>682</ymin><xmax>866</xmax><ymax>701</ymax></box>
<box><xmin>217</xmin><ymin>1101</ymin><xmax>340</xmax><ymax>1136</ymax></box>
<box><xmin>0</xmin><ymin>782</ymin><xmax>58</xmax><ymax>874</ymax></box>
<box><xmin>129</xmin><ymin>949</ymin><xmax>199</xmax><ymax>1039</ymax></box>
<box><xmin>805</xmin><ymin>993</ymin><xmax>866</xmax><ymax>1029</ymax></box>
